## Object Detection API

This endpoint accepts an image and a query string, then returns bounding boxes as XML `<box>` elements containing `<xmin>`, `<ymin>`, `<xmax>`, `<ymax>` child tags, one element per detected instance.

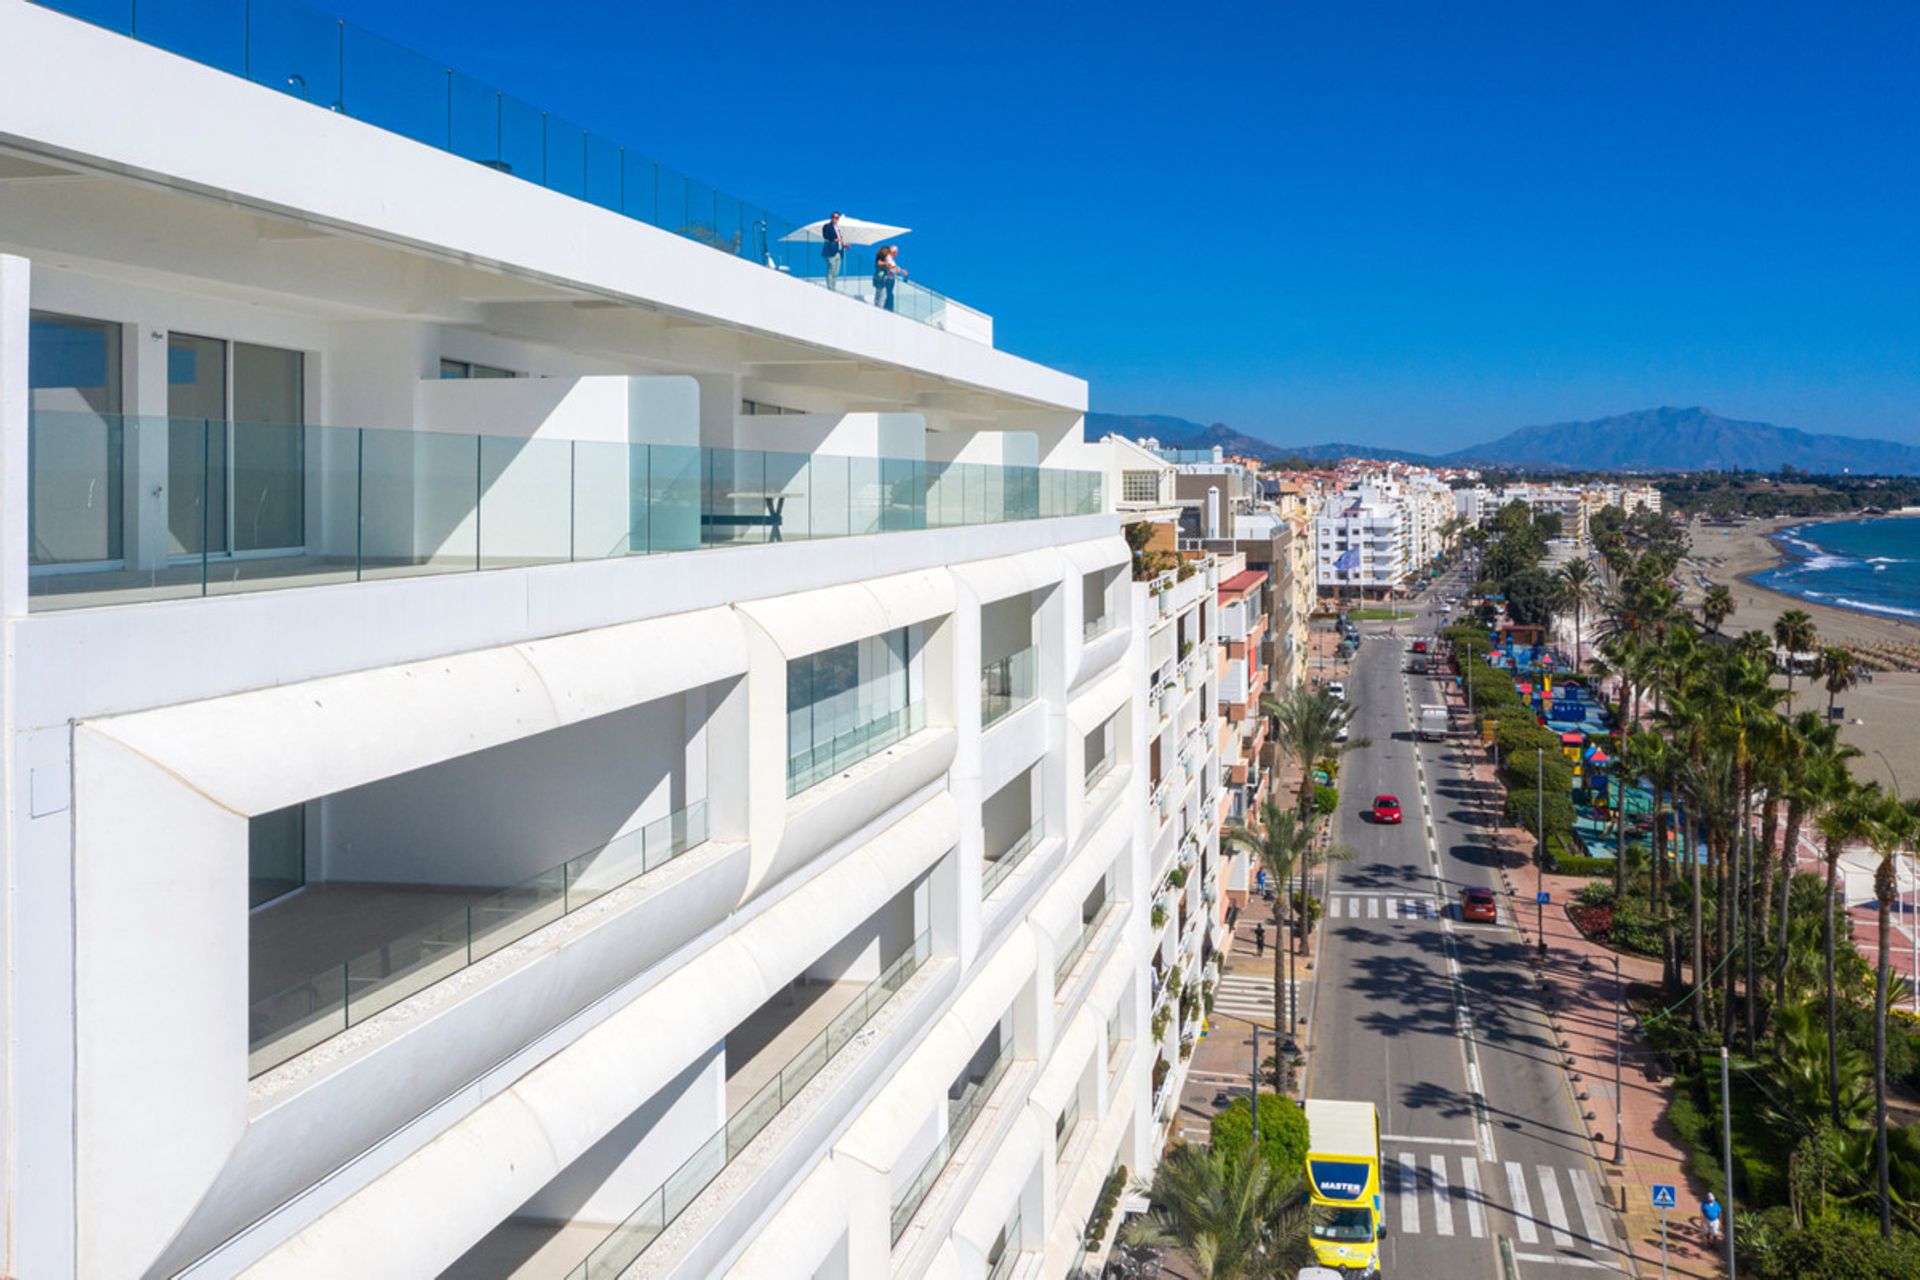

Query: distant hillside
<box><xmin>1440</xmin><ymin>406</ymin><xmax>1920</xmax><ymax>475</ymax></box>
<box><xmin>1084</xmin><ymin>413</ymin><xmax>1437</xmax><ymax>464</ymax></box>
<box><xmin>1088</xmin><ymin>406</ymin><xmax>1920</xmax><ymax>476</ymax></box>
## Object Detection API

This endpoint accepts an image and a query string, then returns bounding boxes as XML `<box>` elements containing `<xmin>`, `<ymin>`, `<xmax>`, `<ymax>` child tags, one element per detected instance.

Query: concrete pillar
<box><xmin>122</xmin><ymin>318</ymin><xmax>172</xmax><ymax>570</ymax></box>
<box><xmin>692</xmin><ymin>372</ymin><xmax>739</xmax><ymax>452</ymax></box>
<box><xmin>0</xmin><ymin>255</ymin><xmax>27</xmax><ymax>618</ymax></box>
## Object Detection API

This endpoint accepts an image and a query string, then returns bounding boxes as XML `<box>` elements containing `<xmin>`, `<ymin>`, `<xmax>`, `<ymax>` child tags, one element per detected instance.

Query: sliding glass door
<box><xmin>168</xmin><ymin>334</ymin><xmax>306</xmax><ymax>560</ymax></box>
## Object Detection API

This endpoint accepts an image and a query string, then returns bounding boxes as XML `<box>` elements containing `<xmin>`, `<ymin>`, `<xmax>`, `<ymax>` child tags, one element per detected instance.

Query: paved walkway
<box><xmin>1444</xmin><ymin>672</ymin><xmax>1723</xmax><ymax>1278</ymax></box>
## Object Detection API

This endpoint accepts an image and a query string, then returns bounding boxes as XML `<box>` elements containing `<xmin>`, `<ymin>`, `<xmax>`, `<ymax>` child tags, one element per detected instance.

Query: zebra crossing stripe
<box><xmin>1398</xmin><ymin>1153</ymin><xmax>1419</xmax><ymax>1235</ymax></box>
<box><xmin>1428</xmin><ymin>1154</ymin><xmax>1454</xmax><ymax>1237</ymax></box>
<box><xmin>1328</xmin><ymin>897</ymin><xmax>1340</xmax><ymax>918</ymax></box>
<box><xmin>1566</xmin><ymin>1166</ymin><xmax>1610</xmax><ymax>1247</ymax></box>
<box><xmin>1458</xmin><ymin>1154</ymin><xmax>1486</xmax><ymax>1238</ymax></box>
<box><xmin>1367</xmin><ymin>898</ymin><xmax>1380</xmax><ymax>919</ymax></box>
<box><xmin>1505</xmin><ymin>1162</ymin><xmax>1539</xmax><ymax>1244</ymax></box>
<box><xmin>1535</xmin><ymin>1164</ymin><xmax>1575</xmax><ymax>1247</ymax></box>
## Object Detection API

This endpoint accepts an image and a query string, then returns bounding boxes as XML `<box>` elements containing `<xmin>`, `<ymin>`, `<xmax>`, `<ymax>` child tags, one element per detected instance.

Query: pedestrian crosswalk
<box><xmin>1326</xmin><ymin>894</ymin><xmax>1439</xmax><ymax>920</ymax></box>
<box><xmin>1384</xmin><ymin>1147</ymin><xmax>1619</xmax><ymax>1264</ymax></box>
<box><xmin>1210</xmin><ymin>972</ymin><xmax>1296</xmax><ymax>1026</ymax></box>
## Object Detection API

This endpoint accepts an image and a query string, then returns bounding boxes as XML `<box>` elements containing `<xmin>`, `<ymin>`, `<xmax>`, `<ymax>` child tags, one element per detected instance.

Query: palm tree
<box><xmin>1223</xmin><ymin>804</ymin><xmax>1311</xmax><ymax>1043</ymax></box>
<box><xmin>1265</xmin><ymin>686</ymin><xmax>1353</xmax><ymax>820</ymax></box>
<box><xmin>1554</xmin><ymin>560</ymin><xmax>1598</xmax><ymax>673</ymax></box>
<box><xmin>1702</xmin><ymin>584</ymin><xmax>1736</xmax><ymax>634</ymax></box>
<box><xmin>1814</xmin><ymin>780</ymin><xmax>1883</xmax><ymax>1126</ymax></box>
<box><xmin>1122</xmin><ymin>1144</ymin><xmax>1315</xmax><ymax>1280</ymax></box>
<box><xmin>1774</xmin><ymin>721</ymin><xmax>1859</xmax><ymax>1028</ymax></box>
<box><xmin>1816</xmin><ymin>646</ymin><xmax>1860</xmax><ymax>722</ymax></box>
<box><xmin>1774</xmin><ymin>609</ymin><xmax>1817</xmax><ymax>692</ymax></box>
<box><xmin>1867</xmin><ymin>795</ymin><xmax>1917</xmax><ymax>1239</ymax></box>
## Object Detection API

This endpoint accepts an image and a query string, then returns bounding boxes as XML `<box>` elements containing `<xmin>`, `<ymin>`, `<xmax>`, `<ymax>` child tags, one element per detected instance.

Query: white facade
<box><xmin>0</xmin><ymin>6</ymin><xmax>1151</xmax><ymax>1278</ymax></box>
<box><xmin>1136</xmin><ymin>556</ymin><xmax>1227</xmax><ymax>1144</ymax></box>
<box><xmin>1313</xmin><ymin>485</ymin><xmax>1406</xmax><ymax>596</ymax></box>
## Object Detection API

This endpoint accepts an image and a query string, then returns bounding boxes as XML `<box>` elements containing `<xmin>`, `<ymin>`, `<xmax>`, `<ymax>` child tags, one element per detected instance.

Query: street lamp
<box><xmin>1250</xmin><ymin>1024</ymin><xmax>1282</xmax><ymax>1146</ymax></box>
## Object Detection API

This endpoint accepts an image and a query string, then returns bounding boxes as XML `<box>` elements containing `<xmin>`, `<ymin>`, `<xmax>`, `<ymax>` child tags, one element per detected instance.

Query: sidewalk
<box><xmin>1444</xmin><ymin>672</ymin><xmax>1722</xmax><ymax>1278</ymax></box>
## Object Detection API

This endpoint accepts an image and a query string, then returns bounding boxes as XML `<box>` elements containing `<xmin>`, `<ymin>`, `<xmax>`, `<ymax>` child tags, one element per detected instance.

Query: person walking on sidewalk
<box><xmin>1254</xmin><ymin>922</ymin><xmax>1266</xmax><ymax>957</ymax></box>
<box><xmin>1701</xmin><ymin>1191</ymin><xmax>1722</xmax><ymax>1244</ymax></box>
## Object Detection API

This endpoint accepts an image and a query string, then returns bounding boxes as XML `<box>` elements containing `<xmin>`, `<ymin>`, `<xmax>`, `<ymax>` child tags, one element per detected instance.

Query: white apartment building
<box><xmin>0</xmin><ymin>5</ymin><xmax>1153</xmax><ymax>1279</ymax></box>
<box><xmin>1313</xmin><ymin>485</ymin><xmax>1406</xmax><ymax>598</ymax></box>
<box><xmin>1454</xmin><ymin>484</ymin><xmax>1494</xmax><ymax>527</ymax></box>
<box><xmin>1135</xmin><ymin>555</ymin><xmax>1227</xmax><ymax>1147</ymax></box>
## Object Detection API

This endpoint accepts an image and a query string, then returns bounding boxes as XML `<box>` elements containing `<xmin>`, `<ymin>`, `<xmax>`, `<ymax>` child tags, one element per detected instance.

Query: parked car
<box><xmin>1328</xmin><ymin>681</ymin><xmax>1347</xmax><ymax>701</ymax></box>
<box><xmin>1371</xmin><ymin>794</ymin><xmax>1402</xmax><ymax>824</ymax></box>
<box><xmin>1460</xmin><ymin>885</ymin><xmax>1497</xmax><ymax>923</ymax></box>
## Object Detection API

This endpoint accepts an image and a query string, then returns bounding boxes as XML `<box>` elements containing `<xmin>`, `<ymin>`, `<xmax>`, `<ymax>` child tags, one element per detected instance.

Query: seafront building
<box><xmin>0</xmin><ymin>4</ymin><xmax>1153</xmax><ymax>1277</ymax></box>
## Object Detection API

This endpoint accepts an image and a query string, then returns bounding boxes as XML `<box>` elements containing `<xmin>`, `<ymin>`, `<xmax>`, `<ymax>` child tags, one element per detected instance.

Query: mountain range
<box><xmin>1085</xmin><ymin>406</ymin><xmax>1920</xmax><ymax>476</ymax></box>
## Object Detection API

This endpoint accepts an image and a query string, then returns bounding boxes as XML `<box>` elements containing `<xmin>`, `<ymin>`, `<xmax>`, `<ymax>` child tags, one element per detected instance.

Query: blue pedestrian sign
<box><xmin>1651</xmin><ymin>1184</ymin><xmax>1677</xmax><ymax>1209</ymax></box>
<box><xmin>1536</xmin><ymin>890</ymin><xmax>1551</xmax><ymax>905</ymax></box>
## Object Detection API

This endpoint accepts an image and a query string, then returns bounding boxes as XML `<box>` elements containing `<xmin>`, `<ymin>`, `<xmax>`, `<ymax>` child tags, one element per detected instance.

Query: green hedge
<box><xmin>1556</xmin><ymin>853</ymin><xmax>1616</xmax><ymax>879</ymax></box>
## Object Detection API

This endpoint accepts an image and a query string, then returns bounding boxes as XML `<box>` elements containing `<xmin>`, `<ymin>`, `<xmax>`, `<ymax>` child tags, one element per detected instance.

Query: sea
<box><xmin>1754</xmin><ymin>516</ymin><xmax>1920</xmax><ymax>623</ymax></box>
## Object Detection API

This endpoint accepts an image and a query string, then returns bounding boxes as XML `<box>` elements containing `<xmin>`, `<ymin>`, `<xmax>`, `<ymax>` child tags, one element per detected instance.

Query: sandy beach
<box><xmin>1679</xmin><ymin>516</ymin><xmax>1920</xmax><ymax>792</ymax></box>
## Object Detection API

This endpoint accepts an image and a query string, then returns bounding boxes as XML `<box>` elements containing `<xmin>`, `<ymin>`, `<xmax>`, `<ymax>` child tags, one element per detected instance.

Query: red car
<box><xmin>1460</xmin><ymin>885</ymin><xmax>1498</xmax><ymax>923</ymax></box>
<box><xmin>1372</xmin><ymin>794</ymin><xmax>1403</xmax><ymax>824</ymax></box>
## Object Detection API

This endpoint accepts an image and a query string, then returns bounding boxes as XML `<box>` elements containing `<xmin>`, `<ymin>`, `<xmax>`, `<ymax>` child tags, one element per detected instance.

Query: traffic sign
<box><xmin>1651</xmin><ymin>1184</ymin><xmax>1677</xmax><ymax>1209</ymax></box>
<box><xmin>1536</xmin><ymin>890</ymin><xmax>1551</xmax><ymax>905</ymax></box>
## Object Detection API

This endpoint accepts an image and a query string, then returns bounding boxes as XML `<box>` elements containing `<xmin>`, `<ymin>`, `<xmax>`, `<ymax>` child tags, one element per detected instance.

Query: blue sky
<box><xmin>326</xmin><ymin>0</ymin><xmax>1919</xmax><ymax>452</ymax></box>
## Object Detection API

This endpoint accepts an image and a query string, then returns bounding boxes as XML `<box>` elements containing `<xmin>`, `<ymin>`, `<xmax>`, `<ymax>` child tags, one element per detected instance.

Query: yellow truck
<box><xmin>1304</xmin><ymin>1098</ymin><xmax>1384</xmax><ymax>1277</ymax></box>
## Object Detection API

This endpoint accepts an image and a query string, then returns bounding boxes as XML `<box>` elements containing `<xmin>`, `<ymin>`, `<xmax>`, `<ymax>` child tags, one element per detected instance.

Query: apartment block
<box><xmin>1135</xmin><ymin>555</ymin><xmax>1228</xmax><ymax>1149</ymax></box>
<box><xmin>1314</xmin><ymin>486</ymin><xmax>1406</xmax><ymax>598</ymax></box>
<box><xmin>0</xmin><ymin>5</ymin><xmax>1153</xmax><ymax>1278</ymax></box>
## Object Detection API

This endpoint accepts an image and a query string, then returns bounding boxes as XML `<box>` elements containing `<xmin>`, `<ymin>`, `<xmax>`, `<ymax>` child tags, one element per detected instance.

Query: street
<box><xmin>1303</xmin><ymin>573</ymin><xmax>1637</xmax><ymax>1277</ymax></box>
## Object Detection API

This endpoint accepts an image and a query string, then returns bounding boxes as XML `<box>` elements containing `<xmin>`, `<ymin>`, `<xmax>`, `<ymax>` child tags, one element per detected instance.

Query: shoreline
<box><xmin>1683</xmin><ymin>515</ymin><xmax>1920</xmax><ymax>648</ymax></box>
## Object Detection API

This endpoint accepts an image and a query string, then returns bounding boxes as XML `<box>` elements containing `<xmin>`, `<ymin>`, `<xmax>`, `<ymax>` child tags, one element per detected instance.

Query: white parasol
<box><xmin>781</xmin><ymin>215</ymin><xmax>911</xmax><ymax>246</ymax></box>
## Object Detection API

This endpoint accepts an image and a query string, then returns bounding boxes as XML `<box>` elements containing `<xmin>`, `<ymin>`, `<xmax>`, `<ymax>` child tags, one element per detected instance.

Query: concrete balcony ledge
<box><xmin>634</xmin><ymin>956</ymin><xmax>960</xmax><ymax>1280</ymax></box>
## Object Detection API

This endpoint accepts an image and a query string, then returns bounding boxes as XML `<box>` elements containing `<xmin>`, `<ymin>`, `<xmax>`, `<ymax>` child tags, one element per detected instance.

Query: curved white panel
<box><xmin>734</xmin><ymin>567</ymin><xmax>952</xmax><ymax>659</ymax></box>
<box><xmin>244</xmin><ymin>793</ymin><xmax>951</xmax><ymax>1278</ymax></box>
<box><xmin>950</xmin><ymin>1111</ymin><xmax>1043</xmax><ymax>1263</ymax></box>
<box><xmin>1031</xmin><ymin>805</ymin><xmax>1129</xmax><ymax>944</ymax></box>
<box><xmin>949</xmin><ymin>548</ymin><xmax>1066</xmax><ymax>603</ymax></box>
<box><xmin>1057</xmin><ymin>535</ymin><xmax>1131</xmax><ymax>576</ymax></box>
<box><xmin>835</xmin><ymin>930</ymin><xmax>1035</xmax><ymax>1173</ymax></box>
<box><xmin>722</xmin><ymin>1157</ymin><xmax>848</xmax><ymax>1279</ymax></box>
<box><xmin>1066</xmin><ymin>667</ymin><xmax>1132</xmax><ymax>741</ymax></box>
<box><xmin>83</xmin><ymin>606</ymin><xmax>746</xmax><ymax>818</ymax></box>
<box><xmin>1028</xmin><ymin>1011</ymin><xmax>1096</xmax><ymax>1118</ymax></box>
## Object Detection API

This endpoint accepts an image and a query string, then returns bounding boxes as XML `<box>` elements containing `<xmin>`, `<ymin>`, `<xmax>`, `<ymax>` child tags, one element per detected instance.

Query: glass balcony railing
<box><xmin>29</xmin><ymin>1</ymin><xmax>981</xmax><ymax>332</ymax></box>
<box><xmin>25</xmin><ymin>412</ymin><xmax>1103</xmax><ymax>612</ymax></box>
<box><xmin>786</xmin><ymin>702</ymin><xmax>927</xmax><ymax>796</ymax></box>
<box><xmin>891</xmin><ymin>1043</ymin><xmax>1015</xmax><ymax>1244</ymax></box>
<box><xmin>248</xmin><ymin>799</ymin><xmax>707</xmax><ymax>1077</ymax></box>
<box><xmin>1053</xmin><ymin>899</ymin><xmax>1118</xmax><ymax>990</ymax></box>
<box><xmin>1083</xmin><ymin>752</ymin><xmax>1116</xmax><ymax>795</ymax></box>
<box><xmin>980</xmin><ymin>647</ymin><xmax>1037</xmax><ymax>729</ymax></box>
<box><xmin>1081</xmin><ymin>611</ymin><xmax>1118</xmax><ymax>642</ymax></box>
<box><xmin>981</xmin><ymin>812</ymin><xmax>1045</xmax><ymax>902</ymax></box>
<box><xmin>571</xmin><ymin>931</ymin><xmax>933</xmax><ymax>1279</ymax></box>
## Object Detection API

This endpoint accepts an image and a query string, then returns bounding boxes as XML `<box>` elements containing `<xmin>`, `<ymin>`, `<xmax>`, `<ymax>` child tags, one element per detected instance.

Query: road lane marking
<box><xmin>1566</xmin><ymin>1166</ymin><xmax>1611</xmax><ymax>1247</ymax></box>
<box><xmin>1512</xmin><ymin>1254</ymin><xmax>1618</xmax><ymax>1271</ymax></box>
<box><xmin>1399</xmin><ymin>1153</ymin><xmax>1420</xmax><ymax>1234</ymax></box>
<box><xmin>1327</xmin><ymin>896</ymin><xmax>1340</xmax><ymax>918</ymax></box>
<box><xmin>1535</xmin><ymin>1164</ymin><xmax>1575</xmax><ymax>1248</ymax></box>
<box><xmin>1367</xmin><ymin>897</ymin><xmax>1380</xmax><ymax>918</ymax></box>
<box><xmin>1383</xmin><ymin>1133</ymin><xmax>1477</xmax><ymax>1146</ymax></box>
<box><xmin>1429</xmin><ymin>1154</ymin><xmax>1455</xmax><ymax>1236</ymax></box>
<box><xmin>1459</xmin><ymin>1155</ymin><xmax>1487</xmax><ymax>1238</ymax></box>
<box><xmin>1505</xmin><ymin>1162</ymin><xmax>1539</xmax><ymax>1244</ymax></box>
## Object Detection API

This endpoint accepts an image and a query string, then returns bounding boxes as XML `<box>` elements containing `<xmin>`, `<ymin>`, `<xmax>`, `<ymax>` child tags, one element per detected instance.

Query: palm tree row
<box><xmin>1579</xmin><ymin>547</ymin><xmax>1916</xmax><ymax>1239</ymax></box>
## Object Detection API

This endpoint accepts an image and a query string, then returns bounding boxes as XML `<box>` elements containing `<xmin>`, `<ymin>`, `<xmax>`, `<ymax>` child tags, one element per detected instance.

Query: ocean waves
<box><xmin>1756</xmin><ymin>516</ymin><xmax>1920</xmax><ymax>626</ymax></box>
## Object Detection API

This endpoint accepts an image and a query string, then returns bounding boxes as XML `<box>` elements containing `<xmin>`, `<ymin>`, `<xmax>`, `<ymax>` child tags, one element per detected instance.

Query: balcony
<box><xmin>890</xmin><ymin>1039</ymin><xmax>1015</xmax><ymax>1243</ymax></box>
<box><xmin>981</xmin><ymin>811</ymin><xmax>1045</xmax><ymax>901</ymax></box>
<box><xmin>1053</xmin><ymin>899</ymin><xmax>1119</xmax><ymax>991</ymax></box>
<box><xmin>1082</xmin><ymin>611</ymin><xmax>1118</xmax><ymax>642</ymax></box>
<box><xmin>980</xmin><ymin>647</ymin><xmax>1038</xmax><ymax>730</ymax></box>
<box><xmin>1083</xmin><ymin>752</ymin><xmax>1116</xmax><ymax>795</ymax></box>
<box><xmin>249</xmin><ymin>795</ymin><xmax>708</xmax><ymax>1078</ymax></box>
<box><xmin>559</xmin><ymin>930</ymin><xmax>934</xmax><ymax>1279</ymax></box>
<box><xmin>29</xmin><ymin>0</ymin><xmax>988</xmax><ymax>336</ymax></box>
<box><xmin>787</xmin><ymin>702</ymin><xmax>927</xmax><ymax>796</ymax></box>
<box><xmin>25</xmin><ymin>412</ymin><xmax>1104</xmax><ymax>612</ymax></box>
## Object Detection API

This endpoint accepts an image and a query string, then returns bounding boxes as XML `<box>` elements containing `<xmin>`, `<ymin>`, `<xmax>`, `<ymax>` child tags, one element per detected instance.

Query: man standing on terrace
<box><xmin>822</xmin><ymin>211</ymin><xmax>845</xmax><ymax>289</ymax></box>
